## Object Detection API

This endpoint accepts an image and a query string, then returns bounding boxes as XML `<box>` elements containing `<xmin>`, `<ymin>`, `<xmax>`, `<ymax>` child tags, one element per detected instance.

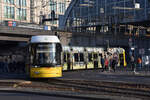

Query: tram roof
<box><xmin>30</xmin><ymin>35</ymin><xmax>60</xmax><ymax>43</ymax></box>
<box><xmin>63</xmin><ymin>46</ymin><xmax>104</xmax><ymax>52</ymax></box>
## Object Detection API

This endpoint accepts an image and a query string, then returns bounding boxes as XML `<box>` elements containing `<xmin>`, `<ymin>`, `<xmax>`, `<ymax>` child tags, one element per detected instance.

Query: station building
<box><xmin>59</xmin><ymin>0</ymin><xmax>150</xmax><ymax>65</ymax></box>
<box><xmin>60</xmin><ymin>0</ymin><xmax>150</xmax><ymax>34</ymax></box>
<box><xmin>0</xmin><ymin>0</ymin><xmax>71</xmax><ymax>29</ymax></box>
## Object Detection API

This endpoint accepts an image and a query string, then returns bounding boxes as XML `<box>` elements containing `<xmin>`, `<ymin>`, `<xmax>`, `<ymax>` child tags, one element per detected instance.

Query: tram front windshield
<box><xmin>30</xmin><ymin>43</ymin><xmax>62</xmax><ymax>67</ymax></box>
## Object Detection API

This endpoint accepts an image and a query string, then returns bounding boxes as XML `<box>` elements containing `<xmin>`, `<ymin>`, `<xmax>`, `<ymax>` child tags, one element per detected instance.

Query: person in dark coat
<box><xmin>112</xmin><ymin>58</ymin><xmax>117</xmax><ymax>72</ymax></box>
<box><xmin>131</xmin><ymin>55</ymin><xmax>136</xmax><ymax>72</ymax></box>
<box><xmin>101</xmin><ymin>56</ymin><xmax>105</xmax><ymax>72</ymax></box>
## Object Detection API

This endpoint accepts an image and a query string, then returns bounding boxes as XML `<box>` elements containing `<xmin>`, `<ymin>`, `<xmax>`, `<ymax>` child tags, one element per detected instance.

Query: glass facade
<box><xmin>59</xmin><ymin>2</ymin><xmax>66</xmax><ymax>13</ymax></box>
<box><xmin>49</xmin><ymin>0</ymin><xmax>68</xmax><ymax>25</ymax></box>
<box><xmin>3</xmin><ymin>0</ymin><xmax>27</xmax><ymax>20</ymax></box>
<box><xmin>49</xmin><ymin>0</ymin><xmax>57</xmax><ymax>11</ymax></box>
<box><xmin>4</xmin><ymin>0</ymin><xmax>14</xmax><ymax>4</ymax></box>
<box><xmin>16</xmin><ymin>0</ymin><xmax>27</xmax><ymax>7</ymax></box>
<box><xmin>63</xmin><ymin>0</ymin><xmax>150</xmax><ymax>35</ymax></box>
<box><xmin>1</xmin><ymin>0</ymin><xmax>70</xmax><ymax>25</ymax></box>
<box><xmin>17</xmin><ymin>8</ymin><xmax>27</xmax><ymax>20</ymax></box>
<box><xmin>4</xmin><ymin>6</ymin><xmax>15</xmax><ymax>19</ymax></box>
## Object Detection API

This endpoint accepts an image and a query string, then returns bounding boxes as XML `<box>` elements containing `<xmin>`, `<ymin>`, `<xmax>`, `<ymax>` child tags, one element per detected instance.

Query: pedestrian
<box><xmin>67</xmin><ymin>53</ymin><xmax>71</xmax><ymax>70</ymax></box>
<box><xmin>108</xmin><ymin>55</ymin><xmax>113</xmax><ymax>72</ymax></box>
<box><xmin>4</xmin><ymin>58</ymin><xmax>9</xmax><ymax>73</ymax></box>
<box><xmin>101</xmin><ymin>56</ymin><xmax>105</xmax><ymax>72</ymax></box>
<box><xmin>104</xmin><ymin>57</ymin><xmax>109</xmax><ymax>71</ymax></box>
<box><xmin>1</xmin><ymin>57</ymin><xmax>5</xmax><ymax>72</ymax></box>
<box><xmin>112</xmin><ymin>57</ymin><xmax>117</xmax><ymax>72</ymax></box>
<box><xmin>137</xmin><ymin>57</ymin><xmax>142</xmax><ymax>70</ymax></box>
<box><xmin>131</xmin><ymin>55</ymin><xmax>136</xmax><ymax>73</ymax></box>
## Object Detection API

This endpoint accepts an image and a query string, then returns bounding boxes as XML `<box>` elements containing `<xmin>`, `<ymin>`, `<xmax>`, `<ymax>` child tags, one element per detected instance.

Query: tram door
<box><xmin>63</xmin><ymin>52</ymin><xmax>72</xmax><ymax>70</ymax></box>
<box><xmin>73</xmin><ymin>52</ymin><xmax>85</xmax><ymax>70</ymax></box>
<box><xmin>87</xmin><ymin>53</ymin><xmax>93</xmax><ymax>69</ymax></box>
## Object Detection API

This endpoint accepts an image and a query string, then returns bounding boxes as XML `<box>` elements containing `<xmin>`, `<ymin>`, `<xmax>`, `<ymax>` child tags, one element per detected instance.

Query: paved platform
<box><xmin>61</xmin><ymin>69</ymin><xmax>150</xmax><ymax>85</ymax></box>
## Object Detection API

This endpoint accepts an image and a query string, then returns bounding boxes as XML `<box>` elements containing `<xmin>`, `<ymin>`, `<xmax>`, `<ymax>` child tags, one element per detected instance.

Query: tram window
<box><xmin>93</xmin><ymin>54</ymin><xmax>98</xmax><ymax>59</ymax></box>
<box><xmin>99</xmin><ymin>53</ymin><xmax>102</xmax><ymax>57</ymax></box>
<box><xmin>74</xmin><ymin>53</ymin><xmax>79</xmax><ymax>62</ymax></box>
<box><xmin>79</xmin><ymin>53</ymin><xmax>84</xmax><ymax>62</ymax></box>
<box><xmin>88</xmin><ymin>53</ymin><xmax>92</xmax><ymax>62</ymax></box>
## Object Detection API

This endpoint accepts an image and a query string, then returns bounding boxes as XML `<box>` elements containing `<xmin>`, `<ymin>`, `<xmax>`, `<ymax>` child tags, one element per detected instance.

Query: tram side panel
<box><xmin>62</xmin><ymin>47</ymin><xmax>104</xmax><ymax>71</ymax></box>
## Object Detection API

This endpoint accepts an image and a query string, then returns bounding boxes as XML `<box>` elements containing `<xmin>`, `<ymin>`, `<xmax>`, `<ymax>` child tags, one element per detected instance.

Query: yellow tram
<box><xmin>62</xmin><ymin>46</ymin><xmax>127</xmax><ymax>71</ymax></box>
<box><xmin>26</xmin><ymin>35</ymin><xmax>127</xmax><ymax>78</ymax></box>
<box><xmin>27</xmin><ymin>35</ymin><xmax>62</xmax><ymax>78</ymax></box>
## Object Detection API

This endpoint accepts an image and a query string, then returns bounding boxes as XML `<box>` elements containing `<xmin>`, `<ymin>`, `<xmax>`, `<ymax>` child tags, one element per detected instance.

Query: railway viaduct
<box><xmin>0</xmin><ymin>25</ymin><xmax>130</xmax><ymax>47</ymax></box>
<box><xmin>0</xmin><ymin>25</ymin><xmax>73</xmax><ymax>55</ymax></box>
<box><xmin>0</xmin><ymin>25</ymin><xmax>149</xmax><ymax>57</ymax></box>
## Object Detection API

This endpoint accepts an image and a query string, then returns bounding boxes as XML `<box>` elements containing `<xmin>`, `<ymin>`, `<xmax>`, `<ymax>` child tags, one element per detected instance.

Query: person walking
<box><xmin>108</xmin><ymin>55</ymin><xmax>113</xmax><ymax>72</ymax></box>
<box><xmin>101</xmin><ymin>56</ymin><xmax>105</xmax><ymax>72</ymax></box>
<box><xmin>137</xmin><ymin>57</ymin><xmax>142</xmax><ymax>70</ymax></box>
<box><xmin>4</xmin><ymin>58</ymin><xmax>9</xmax><ymax>73</ymax></box>
<box><xmin>112</xmin><ymin>57</ymin><xmax>117</xmax><ymax>72</ymax></box>
<box><xmin>104</xmin><ymin>57</ymin><xmax>109</xmax><ymax>71</ymax></box>
<box><xmin>131</xmin><ymin>55</ymin><xmax>136</xmax><ymax>73</ymax></box>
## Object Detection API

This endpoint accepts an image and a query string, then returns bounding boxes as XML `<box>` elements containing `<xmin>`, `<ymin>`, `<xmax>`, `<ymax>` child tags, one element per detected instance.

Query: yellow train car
<box><xmin>62</xmin><ymin>46</ymin><xmax>104</xmax><ymax>70</ymax></box>
<box><xmin>62</xmin><ymin>46</ymin><xmax>127</xmax><ymax>71</ymax></box>
<box><xmin>27</xmin><ymin>35</ymin><xmax>62</xmax><ymax>78</ymax></box>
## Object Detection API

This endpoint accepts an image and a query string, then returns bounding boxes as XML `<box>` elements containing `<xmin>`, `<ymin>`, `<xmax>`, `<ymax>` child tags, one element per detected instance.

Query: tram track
<box><xmin>48</xmin><ymin>79</ymin><xmax>150</xmax><ymax>98</ymax></box>
<box><xmin>11</xmin><ymin>79</ymin><xmax>150</xmax><ymax>99</ymax></box>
